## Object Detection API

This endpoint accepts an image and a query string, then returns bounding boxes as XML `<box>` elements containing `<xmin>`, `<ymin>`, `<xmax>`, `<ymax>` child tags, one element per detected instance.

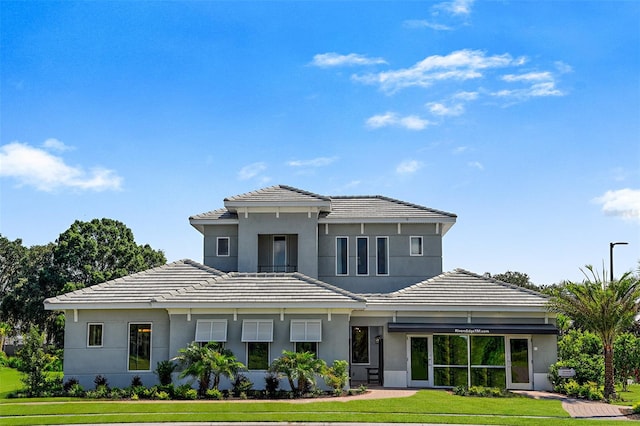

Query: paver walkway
<box><xmin>513</xmin><ymin>390</ymin><xmax>632</xmax><ymax>420</ymax></box>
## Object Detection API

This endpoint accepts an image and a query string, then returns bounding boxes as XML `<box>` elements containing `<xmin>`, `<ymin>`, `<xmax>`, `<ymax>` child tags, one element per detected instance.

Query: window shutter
<box><xmin>290</xmin><ymin>320</ymin><xmax>322</xmax><ymax>342</ymax></box>
<box><xmin>195</xmin><ymin>320</ymin><xmax>227</xmax><ymax>342</ymax></box>
<box><xmin>242</xmin><ymin>320</ymin><xmax>273</xmax><ymax>342</ymax></box>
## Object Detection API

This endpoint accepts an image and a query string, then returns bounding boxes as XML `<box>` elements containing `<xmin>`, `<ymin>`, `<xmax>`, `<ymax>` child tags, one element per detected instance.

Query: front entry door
<box><xmin>507</xmin><ymin>337</ymin><xmax>533</xmax><ymax>390</ymax></box>
<box><xmin>408</xmin><ymin>336</ymin><xmax>431</xmax><ymax>387</ymax></box>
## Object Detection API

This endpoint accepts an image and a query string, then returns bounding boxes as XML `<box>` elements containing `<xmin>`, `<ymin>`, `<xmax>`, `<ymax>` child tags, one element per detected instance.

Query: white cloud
<box><xmin>468</xmin><ymin>161</ymin><xmax>484</xmax><ymax>170</ymax></box>
<box><xmin>0</xmin><ymin>141</ymin><xmax>122</xmax><ymax>192</ymax></box>
<box><xmin>310</xmin><ymin>52</ymin><xmax>387</xmax><ymax>68</ymax></box>
<box><xmin>593</xmin><ymin>188</ymin><xmax>640</xmax><ymax>221</ymax></box>
<box><xmin>502</xmin><ymin>71</ymin><xmax>553</xmax><ymax>82</ymax></box>
<box><xmin>453</xmin><ymin>146</ymin><xmax>468</xmax><ymax>154</ymax></box>
<box><xmin>403</xmin><ymin>20</ymin><xmax>452</xmax><ymax>31</ymax></box>
<box><xmin>366</xmin><ymin>112</ymin><xmax>431</xmax><ymax>130</ymax></box>
<box><xmin>493</xmin><ymin>82</ymin><xmax>564</xmax><ymax>100</ymax></box>
<box><xmin>428</xmin><ymin>102</ymin><xmax>465</xmax><ymax>116</ymax></box>
<box><xmin>434</xmin><ymin>0</ymin><xmax>475</xmax><ymax>16</ymax></box>
<box><xmin>287</xmin><ymin>157</ymin><xmax>338</xmax><ymax>167</ymax></box>
<box><xmin>354</xmin><ymin>49</ymin><xmax>523</xmax><ymax>93</ymax></box>
<box><xmin>42</xmin><ymin>138</ymin><xmax>72</xmax><ymax>152</ymax></box>
<box><xmin>452</xmin><ymin>91</ymin><xmax>479</xmax><ymax>101</ymax></box>
<box><xmin>396</xmin><ymin>160</ymin><xmax>423</xmax><ymax>175</ymax></box>
<box><xmin>238</xmin><ymin>162</ymin><xmax>267</xmax><ymax>180</ymax></box>
<box><xmin>555</xmin><ymin>61</ymin><xmax>573</xmax><ymax>74</ymax></box>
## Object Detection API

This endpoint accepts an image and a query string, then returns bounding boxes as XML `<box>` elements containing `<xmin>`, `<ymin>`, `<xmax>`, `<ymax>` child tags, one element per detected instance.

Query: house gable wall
<box><xmin>203</xmin><ymin>224</ymin><xmax>238</xmax><ymax>272</ymax></box>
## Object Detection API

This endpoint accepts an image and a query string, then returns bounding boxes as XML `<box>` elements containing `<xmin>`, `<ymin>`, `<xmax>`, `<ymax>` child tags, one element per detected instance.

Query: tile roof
<box><xmin>224</xmin><ymin>185</ymin><xmax>330</xmax><ymax>203</ymax></box>
<box><xmin>44</xmin><ymin>259</ymin><xmax>364</xmax><ymax>309</ymax></box>
<box><xmin>321</xmin><ymin>196</ymin><xmax>456</xmax><ymax>220</ymax></box>
<box><xmin>189</xmin><ymin>208</ymin><xmax>237</xmax><ymax>221</ymax></box>
<box><xmin>363</xmin><ymin>269</ymin><xmax>548</xmax><ymax>310</ymax></box>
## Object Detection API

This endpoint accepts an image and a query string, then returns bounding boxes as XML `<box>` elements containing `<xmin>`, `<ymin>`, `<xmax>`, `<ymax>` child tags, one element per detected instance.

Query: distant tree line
<box><xmin>0</xmin><ymin>218</ymin><xmax>166</xmax><ymax>349</ymax></box>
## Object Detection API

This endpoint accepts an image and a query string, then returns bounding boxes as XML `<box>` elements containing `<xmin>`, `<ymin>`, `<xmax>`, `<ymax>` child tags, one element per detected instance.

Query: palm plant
<box><xmin>547</xmin><ymin>266</ymin><xmax>640</xmax><ymax>400</ymax></box>
<box><xmin>173</xmin><ymin>342</ymin><xmax>245</xmax><ymax>396</ymax></box>
<box><xmin>269</xmin><ymin>350</ymin><xmax>326</xmax><ymax>396</ymax></box>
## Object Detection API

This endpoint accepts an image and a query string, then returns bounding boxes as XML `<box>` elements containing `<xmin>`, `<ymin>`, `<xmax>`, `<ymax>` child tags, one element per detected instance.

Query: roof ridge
<box><xmin>224</xmin><ymin>184</ymin><xmax>330</xmax><ymax>202</ymax></box>
<box><xmin>291</xmin><ymin>272</ymin><xmax>367</xmax><ymax>302</ymax></box>
<box><xmin>454</xmin><ymin>268</ymin><xmax>548</xmax><ymax>298</ymax></box>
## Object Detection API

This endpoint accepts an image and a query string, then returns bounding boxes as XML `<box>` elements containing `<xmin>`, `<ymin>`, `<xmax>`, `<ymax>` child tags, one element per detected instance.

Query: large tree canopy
<box><xmin>53</xmin><ymin>218</ymin><xmax>166</xmax><ymax>287</ymax></box>
<box><xmin>0</xmin><ymin>219</ymin><xmax>166</xmax><ymax>347</ymax></box>
<box><xmin>547</xmin><ymin>266</ymin><xmax>640</xmax><ymax>400</ymax></box>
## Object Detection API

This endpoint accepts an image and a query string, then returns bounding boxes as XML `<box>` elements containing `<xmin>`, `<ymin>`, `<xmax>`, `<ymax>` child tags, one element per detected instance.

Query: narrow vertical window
<box><xmin>351</xmin><ymin>326</ymin><xmax>369</xmax><ymax>364</ymax></box>
<box><xmin>410</xmin><ymin>236</ymin><xmax>423</xmax><ymax>256</ymax></box>
<box><xmin>128</xmin><ymin>323</ymin><xmax>152</xmax><ymax>371</ymax></box>
<box><xmin>217</xmin><ymin>237</ymin><xmax>230</xmax><ymax>256</ymax></box>
<box><xmin>356</xmin><ymin>237</ymin><xmax>368</xmax><ymax>275</ymax></box>
<box><xmin>376</xmin><ymin>236</ymin><xmax>389</xmax><ymax>275</ymax></box>
<box><xmin>336</xmin><ymin>237</ymin><xmax>348</xmax><ymax>275</ymax></box>
<box><xmin>87</xmin><ymin>323</ymin><xmax>103</xmax><ymax>347</ymax></box>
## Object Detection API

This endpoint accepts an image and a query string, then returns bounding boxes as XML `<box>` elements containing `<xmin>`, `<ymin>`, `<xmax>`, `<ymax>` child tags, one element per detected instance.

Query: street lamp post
<box><xmin>609</xmin><ymin>241</ymin><xmax>629</xmax><ymax>282</ymax></box>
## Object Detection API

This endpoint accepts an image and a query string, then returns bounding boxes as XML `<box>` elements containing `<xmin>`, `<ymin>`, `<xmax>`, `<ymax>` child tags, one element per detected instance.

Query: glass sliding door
<box><xmin>507</xmin><ymin>337</ymin><xmax>532</xmax><ymax>389</ymax></box>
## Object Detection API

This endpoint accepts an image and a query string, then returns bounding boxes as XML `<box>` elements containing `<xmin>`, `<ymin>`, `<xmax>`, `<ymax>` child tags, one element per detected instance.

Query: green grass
<box><xmin>0</xmin><ymin>368</ymin><xmax>625</xmax><ymax>425</ymax></box>
<box><xmin>0</xmin><ymin>368</ymin><xmax>21</xmax><ymax>399</ymax></box>
<box><xmin>616</xmin><ymin>383</ymin><xmax>640</xmax><ymax>406</ymax></box>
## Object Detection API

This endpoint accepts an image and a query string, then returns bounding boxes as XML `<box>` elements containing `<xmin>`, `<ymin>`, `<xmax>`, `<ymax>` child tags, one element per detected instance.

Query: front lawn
<box><xmin>0</xmin><ymin>367</ymin><xmax>613</xmax><ymax>425</ymax></box>
<box><xmin>616</xmin><ymin>383</ymin><xmax>640</xmax><ymax>406</ymax></box>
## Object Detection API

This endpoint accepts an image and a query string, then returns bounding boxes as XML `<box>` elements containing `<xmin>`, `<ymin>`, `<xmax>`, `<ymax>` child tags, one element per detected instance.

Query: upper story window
<box><xmin>410</xmin><ymin>236</ymin><xmax>423</xmax><ymax>256</ymax></box>
<box><xmin>195</xmin><ymin>319</ymin><xmax>228</xmax><ymax>343</ymax></box>
<box><xmin>87</xmin><ymin>323</ymin><xmax>103</xmax><ymax>347</ymax></box>
<box><xmin>217</xmin><ymin>237</ymin><xmax>230</xmax><ymax>256</ymax></box>
<box><xmin>356</xmin><ymin>237</ymin><xmax>368</xmax><ymax>275</ymax></box>
<box><xmin>376</xmin><ymin>236</ymin><xmax>389</xmax><ymax>276</ymax></box>
<box><xmin>336</xmin><ymin>237</ymin><xmax>348</xmax><ymax>275</ymax></box>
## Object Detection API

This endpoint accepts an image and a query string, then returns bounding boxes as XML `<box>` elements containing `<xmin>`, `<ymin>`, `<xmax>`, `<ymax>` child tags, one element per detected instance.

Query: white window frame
<box><xmin>290</xmin><ymin>319</ymin><xmax>322</xmax><ymax>342</ymax></box>
<box><xmin>87</xmin><ymin>322</ymin><xmax>103</xmax><ymax>348</ymax></box>
<box><xmin>241</xmin><ymin>320</ymin><xmax>274</xmax><ymax>342</ymax></box>
<box><xmin>410</xmin><ymin>236</ymin><xmax>423</xmax><ymax>256</ymax></box>
<box><xmin>128</xmin><ymin>322</ymin><xmax>152</xmax><ymax>372</ymax></box>
<box><xmin>195</xmin><ymin>319</ymin><xmax>228</xmax><ymax>343</ymax></box>
<box><xmin>336</xmin><ymin>236</ymin><xmax>349</xmax><ymax>276</ymax></box>
<box><xmin>376</xmin><ymin>236</ymin><xmax>389</xmax><ymax>276</ymax></box>
<box><xmin>356</xmin><ymin>236</ymin><xmax>369</xmax><ymax>276</ymax></box>
<box><xmin>217</xmin><ymin>237</ymin><xmax>230</xmax><ymax>257</ymax></box>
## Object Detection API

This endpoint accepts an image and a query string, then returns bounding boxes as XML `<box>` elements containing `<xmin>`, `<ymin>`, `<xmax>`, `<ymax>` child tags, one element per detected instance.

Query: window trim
<box><xmin>87</xmin><ymin>323</ymin><xmax>103</xmax><ymax>348</ymax></box>
<box><xmin>195</xmin><ymin>319</ymin><xmax>228</xmax><ymax>343</ymax></box>
<box><xmin>410</xmin><ymin>236</ymin><xmax>423</xmax><ymax>256</ymax></box>
<box><xmin>356</xmin><ymin>236</ymin><xmax>369</xmax><ymax>276</ymax></box>
<box><xmin>376</xmin><ymin>236</ymin><xmax>389</xmax><ymax>276</ymax></box>
<box><xmin>241</xmin><ymin>320</ymin><xmax>274</xmax><ymax>342</ymax></box>
<box><xmin>128</xmin><ymin>322</ymin><xmax>152</xmax><ymax>372</ymax></box>
<box><xmin>290</xmin><ymin>319</ymin><xmax>322</xmax><ymax>342</ymax></box>
<box><xmin>217</xmin><ymin>237</ymin><xmax>230</xmax><ymax>257</ymax></box>
<box><xmin>336</xmin><ymin>236</ymin><xmax>349</xmax><ymax>276</ymax></box>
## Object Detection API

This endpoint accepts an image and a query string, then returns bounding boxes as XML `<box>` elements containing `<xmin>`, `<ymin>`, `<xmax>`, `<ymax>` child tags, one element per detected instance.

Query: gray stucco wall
<box><xmin>168</xmin><ymin>312</ymin><xmax>350</xmax><ymax>390</ymax></box>
<box><xmin>318</xmin><ymin>223</ymin><xmax>442</xmax><ymax>293</ymax></box>
<box><xmin>63</xmin><ymin>309</ymin><xmax>170</xmax><ymax>389</ymax></box>
<box><xmin>203</xmin><ymin>224</ymin><xmax>239</xmax><ymax>271</ymax></box>
<box><xmin>237</xmin><ymin>213</ymin><xmax>318</xmax><ymax>278</ymax></box>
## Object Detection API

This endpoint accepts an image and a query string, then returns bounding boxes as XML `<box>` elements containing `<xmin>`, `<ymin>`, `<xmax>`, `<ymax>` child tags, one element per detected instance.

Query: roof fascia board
<box><xmin>318</xmin><ymin>217</ymin><xmax>457</xmax><ymax>224</ymax></box>
<box><xmin>189</xmin><ymin>218</ymin><xmax>239</xmax><ymax>225</ymax></box>
<box><xmin>46</xmin><ymin>302</ymin><xmax>364</xmax><ymax>311</ymax></box>
<box><xmin>364</xmin><ymin>304</ymin><xmax>549</xmax><ymax>313</ymax></box>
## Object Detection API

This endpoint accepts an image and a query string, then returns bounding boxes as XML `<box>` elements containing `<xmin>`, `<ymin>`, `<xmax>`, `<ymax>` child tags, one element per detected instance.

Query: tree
<box><xmin>547</xmin><ymin>266</ymin><xmax>640</xmax><ymax>400</ymax></box>
<box><xmin>17</xmin><ymin>326</ymin><xmax>49</xmax><ymax>397</ymax></box>
<box><xmin>269</xmin><ymin>350</ymin><xmax>326</xmax><ymax>396</ymax></box>
<box><xmin>491</xmin><ymin>271</ymin><xmax>539</xmax><ymax>291</ymax></box>
<box><xmin>173</xmin><ymin>342</ymin><xmax>245</xmax><ymax>396</ymax></box>
<box><xmin>0</xmin><ymin>321</ymin><xmax>11</xmax><ymax>354</ymax></box>
<box><xmin>53</xmin><ymin>218</ymin><xmax>166</xmax><ymax>287</ymax></box>
<box><xmin>614</xmin><ymin>333</ymin><xmax>640</xmax><ymax>391</ymax></box>
<box><xmin>0</xmin><ymin>235</ymin><xmax>27</xmax><ymax>300</ymax></box>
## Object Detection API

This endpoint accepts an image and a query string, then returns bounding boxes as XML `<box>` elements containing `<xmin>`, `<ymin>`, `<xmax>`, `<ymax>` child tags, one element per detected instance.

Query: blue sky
<box><xmin>1</xmin><ymin>0</ymin><xmax>638</xmax><ymax>286</ymax></box>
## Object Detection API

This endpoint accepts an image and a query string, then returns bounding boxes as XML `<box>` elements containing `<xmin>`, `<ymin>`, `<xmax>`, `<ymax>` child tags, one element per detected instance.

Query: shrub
<box><xmin>453</xmin><ymin>385</ymin><xmax>468</xmax><ymax>396</ymax></box>
<box><xmin>94</xmin><ymin>374</ymin><xmax>109</xmax><ymax>389</ymax></box>
<box><xmin>66</xmin><ymin>383</ymin><xmax>85</xmax><ymax>398</ymax></box>
<box><xmin>323</xmin><ymin>360</ymin><xmax>349</xmax><ymax>394</ymax></box>
<box><xmin>174</xmin><ymin>383</ymin><xmax>196</xmax><ymax>400</ymax></box>
<box><xmin>131</xmin><ymin>375</ymin><xmax>143</xmax><ymax>387</ymax></box>
<box><xmin>16</xmin><ymin>327</ymin><xmax>48</xmax><ymax>397</ymax></box>
<box><xmin>155</xmin><ymin>390</ymin><xmax>171</xmax><ymax>400</ymax></box>
<box><xmin>232</xmin><ymin>374</ymin><xmax>253</xmax><ymax>397</ymax></box>
<box><xmin>63</xmin><ymin>377</ymin><xmax>80</xmax><ymax>393</ymax></box>
<box><xmin>6</xmin><ymin>356</ymin><xmax>22</xmax><ymax>370</ymax></box>
<box><xmin>154</xmin><ymin>360</ymin><xmax>177</xmax><ymax>386</ymax></box>
<box><xmin>206</xmin><ymin>388</ymin><xmax>224</xmax><ymax>400</ymax></box>
<box><xmin>632</xmin><ymin>401</ymin><xmax>640</xmax><ymax>414</ymax></box>
<box><xmin>265</xmin><ymin>373</ymin><xmax>280</xmax><ymax>396</ymax></box>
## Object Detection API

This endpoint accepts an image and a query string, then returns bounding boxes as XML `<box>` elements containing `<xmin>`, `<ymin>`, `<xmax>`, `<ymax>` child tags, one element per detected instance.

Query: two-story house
<box><xmin>45</xmin><ymin>185</ymin><xmax>557</xmax><ymax>391</ymax></box>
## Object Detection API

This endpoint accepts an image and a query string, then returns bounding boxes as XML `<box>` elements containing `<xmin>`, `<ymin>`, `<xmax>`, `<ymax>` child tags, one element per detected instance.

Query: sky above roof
<box><xmin>1</xmin><ymin>1</ymin><xmax>638</xmax><ymax>286</ymax></box>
